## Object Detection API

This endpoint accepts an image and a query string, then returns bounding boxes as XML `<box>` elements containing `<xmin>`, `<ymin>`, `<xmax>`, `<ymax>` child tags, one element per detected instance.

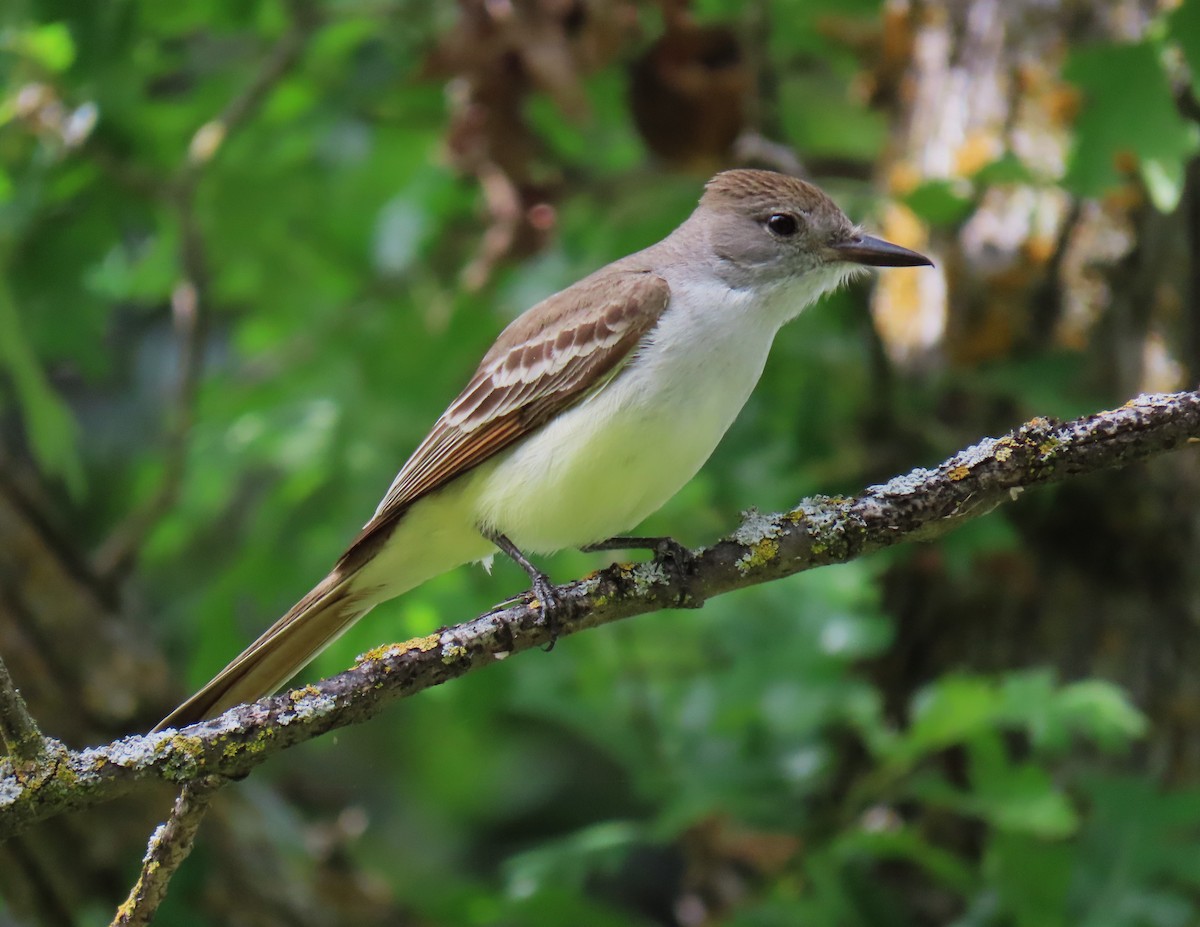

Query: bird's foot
<box><xmin>582</xmin><ymin>535</ymin><xmax>699</xmax><ymax>599</ymax></box>
<box><xmin>487</xmin><ymin>532</ymin><xmax>566</xmax><ymax>650</ymax></box>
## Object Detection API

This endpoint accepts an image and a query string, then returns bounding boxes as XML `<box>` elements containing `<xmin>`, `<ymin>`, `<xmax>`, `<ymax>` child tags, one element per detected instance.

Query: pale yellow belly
<box><xmin>355</xmin><ymin>288</ymin><xmax>782</xmax><ymax>592</ymax></box>
<box><xmin>467</xmin><ymin>328</ymin><xmax>772</xmax><ymax>553</ymax></box>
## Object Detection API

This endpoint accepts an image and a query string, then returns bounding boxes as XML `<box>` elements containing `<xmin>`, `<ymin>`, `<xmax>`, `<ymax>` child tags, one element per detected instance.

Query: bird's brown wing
<box><xmin>337</xmin><ymin>270</ymin><xmax>671</xmax><ymax>568</ymax></box>
<box><xmin>156</xmin><ymin>269</ymin><xmax>671</xmax><ymax>728</ymax></box>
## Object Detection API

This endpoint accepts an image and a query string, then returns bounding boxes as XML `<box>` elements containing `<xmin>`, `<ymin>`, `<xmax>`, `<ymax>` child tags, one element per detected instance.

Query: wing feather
<box><xmin>337</xmin><ymin>270</ymin><xmax>670</xmax><ymax>567</ymax></box>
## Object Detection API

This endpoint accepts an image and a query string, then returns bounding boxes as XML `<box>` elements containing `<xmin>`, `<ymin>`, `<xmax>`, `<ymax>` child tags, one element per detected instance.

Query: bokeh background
<box><xmin>3</xmin><ymin>1</ymin><xmax>1200</xmax><ymax>924</ymax></box>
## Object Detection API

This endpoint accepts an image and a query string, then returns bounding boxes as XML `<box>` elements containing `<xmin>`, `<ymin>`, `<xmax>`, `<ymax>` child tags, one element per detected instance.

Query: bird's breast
<box><xmin>469</xmin><ymin>283</ymin><xmax>781</xmax><ymax>553</ymax></box>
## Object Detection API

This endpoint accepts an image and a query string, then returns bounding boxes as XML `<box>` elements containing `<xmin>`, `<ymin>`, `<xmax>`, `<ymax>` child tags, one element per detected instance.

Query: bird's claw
<box><xmin>529</xmin><ymin>573</ymin><xmax>564</xmax><ymax>651</ymax></box>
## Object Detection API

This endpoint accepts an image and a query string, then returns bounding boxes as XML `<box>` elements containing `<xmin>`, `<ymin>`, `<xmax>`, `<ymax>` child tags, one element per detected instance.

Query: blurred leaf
<box><xmin>903</xmin><ymin>179</ymin><xmax>975</xmax><ymax>227</ymax></box>
<box><xmin>911</xmin><ymin>733</ymin><xmax>1078</xmax><ymax>838</ymax></box>
<box><xmin>835</xmin><ymin>826</ymin><xmax>979</xmax><ymax>895</ymax></box>
<box><xmin>1071</xmin><ymin>775</ymin><xmax>1200</xmax><ymax>926</ymax></box>
<box><xmin>503</xmin><ymin>821</ymin><xmax>644</xmax><ymax>897</ymax></box>
<box><xmin>895</xmin><ymin>675</ymin><xmax>999</xmax><ymax>760</ymax></box>
<box><xmin>996</xmin><ymin>671</ymin><xmax>1144</xmax><ymax>754</ymax></box>
<box><xmin>968</xmin><ymin>734</ymin><xmax>1078</xmax><ymax>837</ymax></box>
<box><xmin>1064</xmin><ymin>41</ymin><xmax>1200</xmax><ymax>211</ymax></box>
<box><xmin>83</xmin><ymin>221</ymin><xmax>179</xmax><ymax>302</ymax></box>
<box><xmin>985</xmin><ymin>831</ymin><xmax>1074</xmax><ymax>927</ymax></box>
<box><xmin>1054</xmin><ymin>680</ymin><xmax>1147</xmax><ymax>751</ymax></box>
<box><xmin>5</xmin><ymin>21</ymin><xmax>76</xmax><ymax>71</ymax></box>
<box><xmin>939</xmin><ymin>514</ymin><xmax>1021</xmax><ymax>580</ymax></box>
<box><xmin>0</xmin><ymin>274</ymin><xmax>84</xmax><ymax>495</ymax></box>
<box><xmin>972</xmin><ymin>152</ymin><xmax>1039</xmax><ymax>185</ymax></box>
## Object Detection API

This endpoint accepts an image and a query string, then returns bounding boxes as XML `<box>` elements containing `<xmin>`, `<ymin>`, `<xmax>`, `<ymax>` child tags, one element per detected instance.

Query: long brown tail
<box><xmin>154</xmin><ymin>571</ymin><xmax>370</xmax><ymax>731</ymax></box>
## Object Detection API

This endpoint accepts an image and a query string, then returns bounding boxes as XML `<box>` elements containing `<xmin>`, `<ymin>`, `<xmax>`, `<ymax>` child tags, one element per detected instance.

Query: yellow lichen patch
<box><xmin>442</xmin><ymin>642</ymin><xmax>468</xmax><ymax>662</ymax></box>
<box><xmin>995</xmin><ymin>445</ymin><xmax>1013</xmax><ymax>462</ymax></box>
<box><xmin>360</xmin><ymin>633</ymin><xmax>440</xmax><ymax>666</ymax></box>
<box><xmin>50</xmin><ymin>762</ymin><xmax>79</xmax><ymax>787</ymax></box>
<box><xmin>223</xmin><ymin>735</ymin><xmax>266</xmax><ymax>762</ymax></box>
<box><xmin>289</xmin><ymin>685</ymin><xmax>321</xmax><ymax>703</ymax></box>
<box><xmin>160</xmin><ymin>734</ymin><xmax>207</xmax><ymax>778</ymax></box>
<box><xmin>738</xmin><ymin>537</ymin><xmax>779</xmax><ymax>573</ymax></box>
<box><xmin>358</xmin><ymin>643</ymin><xmax>399</xmax><ymax>664</ymax></box>
<box><xmin>948</xmin><ymin>465</ymin><xmax>970</xmax><ymax>481</ymax></box>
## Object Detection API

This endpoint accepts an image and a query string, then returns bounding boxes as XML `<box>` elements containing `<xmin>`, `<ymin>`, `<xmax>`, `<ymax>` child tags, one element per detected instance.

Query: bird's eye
<box><xmin>766</xmin><ymin>213</ymin><xmax>800</xmax><ymax>237</ymax></box>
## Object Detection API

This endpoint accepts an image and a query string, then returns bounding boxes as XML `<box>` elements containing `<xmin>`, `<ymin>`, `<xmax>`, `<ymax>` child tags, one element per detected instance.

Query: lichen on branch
<box><xmin>1</xmin><ymin>390</ymin><xmax>1197</xmax><ymax>843</ymax></box>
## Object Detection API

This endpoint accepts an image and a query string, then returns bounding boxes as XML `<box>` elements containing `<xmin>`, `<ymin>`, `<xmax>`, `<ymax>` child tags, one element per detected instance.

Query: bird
<box><xmin>156</xmin><ymin>169</ymin><xmax>931</xmax><ymax>730</ymax></box>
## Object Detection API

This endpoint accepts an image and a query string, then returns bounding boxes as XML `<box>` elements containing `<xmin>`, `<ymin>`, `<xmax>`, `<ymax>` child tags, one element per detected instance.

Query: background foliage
<box><xmin>2</xmin><ymin>0</ymin><xmax>1199</xmax><ymax>924</ymax></box>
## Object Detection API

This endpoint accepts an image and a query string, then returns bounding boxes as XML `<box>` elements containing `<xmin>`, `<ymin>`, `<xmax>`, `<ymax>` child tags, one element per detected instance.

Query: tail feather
<box><xmin>155</xmin><ymin>572</ymin><xmax>370</xmax><ymax>731</ymax></box>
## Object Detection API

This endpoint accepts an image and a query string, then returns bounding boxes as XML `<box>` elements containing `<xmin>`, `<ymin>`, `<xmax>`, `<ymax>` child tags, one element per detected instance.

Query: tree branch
<box><xmin>111</xmin><ymin>776</ymin><xmax>225</xmax><ymax>927</ymax></box>
<box><xmin>2</xmin><ymin>390</ymin><xmax>1197</xmax><ymax>842</ymax></box>
<box><xmin>0</xmin><ymin>653</ymin><xmax>44</xmax><ymax>764</ymax></box>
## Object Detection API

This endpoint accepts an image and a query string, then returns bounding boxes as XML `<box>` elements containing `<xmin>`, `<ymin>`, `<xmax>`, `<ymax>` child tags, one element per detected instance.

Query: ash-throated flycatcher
<box><xmin>157</xmin><ymin>169</ymin><xmax>931</xmax><ymax>730</ymax></box>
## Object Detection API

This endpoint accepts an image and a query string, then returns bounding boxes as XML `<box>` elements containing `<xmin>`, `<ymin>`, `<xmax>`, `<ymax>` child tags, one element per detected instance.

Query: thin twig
<box><xmin>111</xmin><ymin>776</ymin><xmax>225</xmax><ymax>927</ymax></box>
<box><xmin>92</xmin><ymin>0</ymin><xmax>321</xmax><ymax>581</ymax></box>
<box><xmin>0</xmin><ymin>654</ymin><xmax>44</xmax><ymax>763</ymax></box>
<box><xmin>3</xmin><ymin>390</ymin><xmax>1197</xmax><ymax>841</ymax></box>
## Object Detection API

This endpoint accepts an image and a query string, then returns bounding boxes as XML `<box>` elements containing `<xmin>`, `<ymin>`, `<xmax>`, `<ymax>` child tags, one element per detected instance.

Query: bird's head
<box><xmin>695</xmin><ymin>169</ymin><xmax>931</xmax><ymax>294</ymax></box>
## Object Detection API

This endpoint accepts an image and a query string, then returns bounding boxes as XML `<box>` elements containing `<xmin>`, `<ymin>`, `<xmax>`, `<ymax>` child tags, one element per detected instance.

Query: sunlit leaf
<box><xmin>8</xmin><ymin>21</ymin><xmax>76</xmax><ymax>72</ymax></box>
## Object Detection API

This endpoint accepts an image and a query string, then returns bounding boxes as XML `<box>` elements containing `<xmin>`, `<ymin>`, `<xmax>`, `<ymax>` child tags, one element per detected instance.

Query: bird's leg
<box><xmin>486</xmin><ymin>532</ymin><xmax>564</xmax><ymax>649</ymax></box>
<box><xmin>582</xmin><ymin>536</ymin><xmax>697</xmax><ymax>576</ymax></box>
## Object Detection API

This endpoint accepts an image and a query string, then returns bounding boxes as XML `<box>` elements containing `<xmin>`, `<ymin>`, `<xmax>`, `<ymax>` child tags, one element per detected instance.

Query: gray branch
<box><xmin>0</xmin><ymin>654</ymin><xmax>45</xmax><ymax>764</ymax></box>
<box><xmin>111</xmin><ymin>777</ymin><xmax>225</xmax><ymax>926</ymax></box>
<box><xmin>2</xmin><ymin>390</ymin><xmax>1197</xmax><ymax>843</ymax></box>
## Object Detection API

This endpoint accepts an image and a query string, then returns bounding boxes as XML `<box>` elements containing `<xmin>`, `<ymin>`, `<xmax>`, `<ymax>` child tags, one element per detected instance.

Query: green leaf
<box><xmin>1064</xmin><ymin>40</ymin><xmax>1200</xmax><ymax>212</ymax></box>
<box><xmin>836</xmin><ymin>826</ymin><xmax>979</xmax><ymax>895</ymax></box>
<box><xmin>1069</xmin><ymin>776</ymin><xmax>1200</xmax><ymax>926</ymax></box>
<box><xmin>902</xmin><ymin>179</ymin><xmax>975</xmax><ymax>227</ymax></box>
<box><xmin>972</xmin><ymin>762</ymin><xmax>1079</xmax><ymax>839</ymax></box>
<box><xmin>986</xmin><ymin>831</ymin><xmax>1074</xmax><ymax>927</ymax></box>
<box><xmin>939</xmin><ymin>515</ymin><xmax>1021</xmax><ymax>581</ymax></box>
<box><xmin>0</xmin><ymin>274</ymin><xmax>84</xmax><ymax>496</ymax></box>
<box><xmin>7</xmin><ymin>21</ymin><xmax>77</xmax><ymax>72</ymax></box>
<box><xmin>911</xmin><ymin>733</ymin><xmax>1079</xmax><ymax>838</ymax></box>
<box><xmin>898</xmin><ymin>676</ymin><xmax>1000</xmax><ymax>759</ymax></box>
<box><xmin>1054</xmin><ymin>680</ymin><xmax>1147</xmax><ymax>751</ymax></box>
<box><xmin>973</xmin><ymin>151</ymin><xmax>1038</xmax><ymax>185</ymax></box>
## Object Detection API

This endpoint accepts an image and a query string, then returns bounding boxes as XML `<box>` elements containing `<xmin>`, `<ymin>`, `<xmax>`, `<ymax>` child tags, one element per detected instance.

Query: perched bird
<box><xmin>157</xmin><ymin>169</ymin><xmax>931</xmax><ymax>730</ymax></box>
